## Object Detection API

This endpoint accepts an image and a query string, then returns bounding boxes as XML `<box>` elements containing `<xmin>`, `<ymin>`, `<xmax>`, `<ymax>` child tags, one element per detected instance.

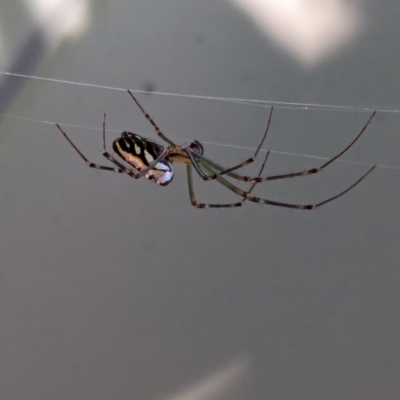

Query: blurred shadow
<box><xmin>0</xmin><ymin>0</ymin><xmax>89</xmax><ymax>121</ymax></box>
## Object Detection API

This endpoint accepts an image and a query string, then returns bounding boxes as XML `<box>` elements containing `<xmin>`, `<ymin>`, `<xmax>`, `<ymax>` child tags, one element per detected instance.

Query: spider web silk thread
<box><xmin>1</xmin><ymin>112</ymin><xmax>398</xmax><ymax>172</ymax></box>
<box><xmin>2</xmin><ymin>70</ymin><xmax>400</xmax><ymax>113</ymax></box>
<box><xmin>1</xmin><ymin>70</ymin><xmax>399</xmax><ymax>171</ymax></box>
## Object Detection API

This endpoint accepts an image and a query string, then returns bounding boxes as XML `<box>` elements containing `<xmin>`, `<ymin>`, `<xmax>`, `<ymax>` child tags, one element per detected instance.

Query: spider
<box><xmin>56</xmin><ymin>90</ymin><xmax>376</xmax><ymax>209</ymax></box>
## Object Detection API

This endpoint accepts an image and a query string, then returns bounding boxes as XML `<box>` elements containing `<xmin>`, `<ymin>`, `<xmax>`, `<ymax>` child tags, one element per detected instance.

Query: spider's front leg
<box><xmin>222</xmin><ymin>110</ymin><xmax>377</xmax><ymax>184</ymax></box>
<box><xmin>127</xmin><ymin>90</ymin><xmax>176</xmax><ymax>146</ymax></box>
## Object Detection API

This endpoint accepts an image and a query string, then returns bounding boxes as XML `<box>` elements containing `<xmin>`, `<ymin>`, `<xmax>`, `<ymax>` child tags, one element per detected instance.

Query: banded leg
<box><xmin>56</xmin><ymin>123</ymin><xmax>126</xmax><ymax>174</ymax></box>
<box><xmin>205</xmin><ymin>106</ymin><xmax>274</xmax><ymax>181</ymax></box>
<box><xmin>241</xmin><ymin>150</ymin><xmax>270</xmax><ymax>205</ymax></box>
<box><xmin>191</xmin><ymin>145</ymin><xmax>375</xmax><ymax>209</ymax></box>
<box><xmin>127</xmin><ymin>90</ymin><xmax>175</xmax><ymax>146</ymax></box>
<box><xmin>186</xmin><ymin>141</ymin><xmax>272</xmax><ymax>206</ymax></box>
<box><xmin>179</xmin><ymin>107</ymin><xmax>274</xmax><ymax>183</ymax></box>
<box><xmin>186</xmin><ymin>164</ymin><xmax>243</xmax><ymax>208</ymax></box>
<box><xmin>189</xmin><ymin>110</ymin><xmax>376</xmax><ymax>185</ymax></box>
<box><xmin>219</xmin><ymin>165</ymin><xmax>376</xmax><ymax>209</ymax></box>
<box><xmin>184</xmin><ymin>151</ymin><xmax>253</xmax><ymax>182</ymax></box>
<box><xmin>243</xmin><ymin>111</ymin><xmax>377</xmax><ymax>183</ymax></box>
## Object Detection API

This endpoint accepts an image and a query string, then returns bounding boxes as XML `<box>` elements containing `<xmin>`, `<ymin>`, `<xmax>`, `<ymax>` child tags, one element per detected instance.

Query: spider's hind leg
<box><xmin>56</xmin><ymin>123</ymin><xmax>124</xmax><ymax>174</ymax></box>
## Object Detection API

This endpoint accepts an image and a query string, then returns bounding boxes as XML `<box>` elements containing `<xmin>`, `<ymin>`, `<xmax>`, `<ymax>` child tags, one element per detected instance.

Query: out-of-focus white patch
<box><xmin>230</xmin><ymin>0</ymin><xmax>364</xmax><ymax>66</ymax></box>
<box><xmin>162</xmin><ymin>358</ymin><xmax>249</xmax><ymax>400</ymax></box>
<box><xmin>23</xmin><ymin>0</ymin><xmax>89</xmax><ymax>48</ymax></box>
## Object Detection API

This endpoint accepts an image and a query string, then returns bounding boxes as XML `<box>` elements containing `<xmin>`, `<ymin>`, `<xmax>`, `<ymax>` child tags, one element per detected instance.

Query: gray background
<box><xmin>0</xmin><ymin>1</ymin><xmax>399</xmax><ymax>399</ymax></box>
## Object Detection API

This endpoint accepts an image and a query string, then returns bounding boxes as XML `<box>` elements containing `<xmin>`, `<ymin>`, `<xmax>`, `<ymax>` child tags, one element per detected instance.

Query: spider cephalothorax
<box><xmin>56</xmin><ymin>90</ymin><xmax>376</xmax><ymax>209</ymax></box>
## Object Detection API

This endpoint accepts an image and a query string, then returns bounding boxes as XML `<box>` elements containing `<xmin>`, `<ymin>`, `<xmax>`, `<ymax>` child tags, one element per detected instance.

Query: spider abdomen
<box><xmin>113</xmin><ymin>132</ymin><xmax>174</xmax><ymax>186</ymax></box>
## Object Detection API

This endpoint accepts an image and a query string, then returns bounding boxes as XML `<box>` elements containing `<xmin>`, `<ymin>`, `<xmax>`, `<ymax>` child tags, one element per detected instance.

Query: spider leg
<box><xmin>184</xmin><ymin>147</ymin><xmax>251</xmax><ymax>184</ymax></box>
<box><xmin>186</xmin><ymin>164</ymin><xmax>242</xmax><ymax>208</ymax></box>
<box><xmin>186</xmin><ymin>148</ymin><xmax>272</xmax><ymax>193</ymax></box>
<box><xmin>185</xmin><ymin>149</ymin><xmax>213</xmax><ymax>179</ymax></box>
<box><xmin>127</xmin><ymin>90</ymin><xmax>176</xmax><ymax>146</ymax></box>
<box><xmin>179</xmin><ymin>106</ymin><xmax>273</xmax><ymax>182</ymax></box>
<box><xmin>201</xmin><ymin>106</ymin><xmax>274</xmax><ymax>181</ymax></box>
<box><xmin>56</xmin><ymin>123</ymin><xmax>125</xmax><ymax>174</ymax></box>
<box><xmin>190</xmin><ymin>110</ymin><xmax>376</xmax><ymax>185</ymax></box>
<box><xmin>216</xmin><ymin>165</ymin><xmax>376</xmax><ymax>209</ymax></box>
<box><xmin>185</xmin><ymin>151</ymin><xmax>249</xmax><ymax>182</ymax></box>
<box><xmin>241</xmin><ymin>150</ymin><xmax>270</xmax><ymax>205</ymax></box>
<box><xmin>186</xmin><ymin>144</ymin><xmax>272</xmax><ymax>206</ymax></box>
<box><xmin>239</xmin><ymin>110</ymin><xmax>377</xmax><ymax>183</ymax></box>
<box><xmin>186</xmin><ymin>158</ymin><xmax>274</xmax><ymax>209</ymax></box>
